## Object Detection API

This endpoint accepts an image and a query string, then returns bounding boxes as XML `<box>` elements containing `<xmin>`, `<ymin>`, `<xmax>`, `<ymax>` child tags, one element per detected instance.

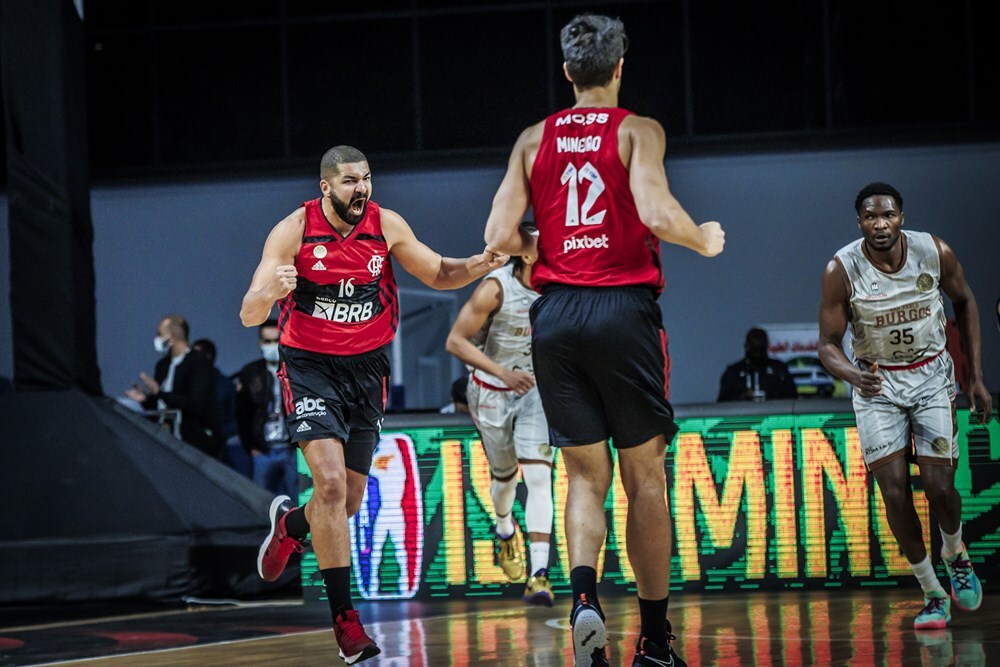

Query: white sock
<box><xmin>910</xmin><ymin>555</ymin><xmax>946</xmax><ymax>596</ymax></box>
<box><xmin>940</xmin><ymin>525</ymin><xmax>963</xmax><ymax>559</ymax></box>
<box><xmin>491</xmin><ymin>476</ymin><xmax>518</xmax><ymax>538</ymax></box>
<box><xmin>495</xmin><ymin>512</ymin><xmax>515</xmax><ymax>539</ymax></box>
<box><xmin>529</xmin><ymin>541</ymin><xmax>551</xmax><ymax>574</ymax></box>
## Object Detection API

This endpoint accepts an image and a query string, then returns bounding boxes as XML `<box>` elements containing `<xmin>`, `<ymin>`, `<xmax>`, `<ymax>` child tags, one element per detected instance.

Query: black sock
<box><xmin>321</xmin><ymin>567</ymin><xmax>353</xmax><ymax>618</ymax></box>
<box><xmin>284</xmin><ymin>505</ymin><xmax>310</xmax><ymax>540</ymax></box>
<box><xmin>570</xmin><ymin>566</ymin><xmax>601</xmax><ymax>616</ymax></box>
<box><xmin>638</xmin><ymin>595</ymin><xmax>670</xmax><ymax>646</ymax></box>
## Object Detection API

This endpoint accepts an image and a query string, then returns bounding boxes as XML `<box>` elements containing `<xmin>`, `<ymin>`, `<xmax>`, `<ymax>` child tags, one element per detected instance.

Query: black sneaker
<box><xmin>570</xmin><ymin>593</ymin><xmax>608</xmax><ymax>667</ymax></box>
<box><xmin>632</xmin><ymin>635</ymin><xmax>687</xmax><ymax>667</ymax></box>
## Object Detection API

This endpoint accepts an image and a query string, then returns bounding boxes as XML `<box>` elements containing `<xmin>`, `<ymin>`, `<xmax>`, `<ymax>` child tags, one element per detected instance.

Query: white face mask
<box><xmin>154</xmin><ymin>335</ymin><xmax>172</xmax><ymax>354</ymax></box>
<box><xmin>261</xmin><ymin>343</ymin><xmax>279</xmax><ymax>363</ymax></box>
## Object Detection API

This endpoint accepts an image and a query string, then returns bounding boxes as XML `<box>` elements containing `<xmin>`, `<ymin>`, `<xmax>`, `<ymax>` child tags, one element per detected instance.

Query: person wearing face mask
<box><xmin>235</xmin><ymin>319</ymin><xmax>297</xmax><ymax>500</ymax></box>
<box><xmin>717</xmin><ymin>327</ymin><xmax>799</xmax><ymax>402</ymax></box>
<box><xmin>124</xmin><ymin>314</ymin><xmax>219</xmax><ymax>456</ymax></box>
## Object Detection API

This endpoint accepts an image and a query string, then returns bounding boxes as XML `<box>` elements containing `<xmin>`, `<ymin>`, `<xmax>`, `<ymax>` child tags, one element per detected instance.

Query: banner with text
<box><xmin>300</xmin><ymin>411</ymin><xmax>998</xmax><ymax>600</ymax></box>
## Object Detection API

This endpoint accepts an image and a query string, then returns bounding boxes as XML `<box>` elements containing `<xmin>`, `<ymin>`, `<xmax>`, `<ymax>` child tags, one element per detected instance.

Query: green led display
<box><xmin>299</xmin><ymin>411</ymin><xmax>998</xmax><ymax>600</ymax></box>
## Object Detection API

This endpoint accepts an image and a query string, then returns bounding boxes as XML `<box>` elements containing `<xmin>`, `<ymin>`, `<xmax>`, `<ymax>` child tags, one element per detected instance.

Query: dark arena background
<box><xmin>1</xmin><ymin>1</ymin><xmax>999</xmax><ymax>665</ymax></box>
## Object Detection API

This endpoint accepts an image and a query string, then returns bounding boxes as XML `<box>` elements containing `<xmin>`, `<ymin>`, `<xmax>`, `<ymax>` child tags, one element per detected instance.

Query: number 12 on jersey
<box><xmin>561</xmin><ymin>162</ymin><xmax>606</xmax><ymax>226</ymax></box>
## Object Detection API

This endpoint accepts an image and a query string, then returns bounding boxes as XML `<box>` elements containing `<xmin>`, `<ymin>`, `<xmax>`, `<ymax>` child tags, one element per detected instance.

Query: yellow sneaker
<box><xmin>523</xmin><ymin>569</ymin><xmax>554</xmax><ymax>606</ymax></box>
<box><xmin>497</xmin><ymin>532</ymin><xmax>524</xmax><ymax>581</ymax></box>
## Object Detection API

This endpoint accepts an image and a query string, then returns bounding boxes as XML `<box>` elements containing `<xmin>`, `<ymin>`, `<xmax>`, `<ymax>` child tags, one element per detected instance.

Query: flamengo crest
<box><xmin>368</xmin><ymin>254</ymin><xmax>384</xmax><ymax>277</ymax></box>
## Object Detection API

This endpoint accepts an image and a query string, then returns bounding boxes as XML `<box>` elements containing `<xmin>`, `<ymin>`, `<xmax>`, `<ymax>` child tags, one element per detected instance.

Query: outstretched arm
<box><xmin>240</xmin><ymin>210</ymin><xmax>304</xmax><ymax>327</ymax></box>
<box><xmin>937</xmin><ymin>237</ymin><xmax>992</xmax><ymax>422</ymax></box>
<box><xmin>383</xmin><ymin>208</ymin><xmax>508</xmax><ymax>290</ymax></box>
<box><xmin>626</xmin><ymin>116</ymin><xmax>725</xmax><ymax>257</ymax></box>
<box><xmin>818</xmin><ymin>258</ymin><xmax>883</xmax><ymax>397</ymax></box>
<box><xmin>484</xmin><ymin>125</ymin><xmax>539</xmax><ymax>257</ymax></box>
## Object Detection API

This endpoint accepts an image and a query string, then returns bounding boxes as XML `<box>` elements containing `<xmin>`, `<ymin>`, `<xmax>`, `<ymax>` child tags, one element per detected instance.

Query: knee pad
<box><xmin>520</xmin><ymin>463</ymin><xmax>554</xmax><ymax>534</ymax></box>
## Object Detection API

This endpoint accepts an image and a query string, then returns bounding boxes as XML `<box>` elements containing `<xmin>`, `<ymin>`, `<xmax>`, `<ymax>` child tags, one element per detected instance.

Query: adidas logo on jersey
<box><xmin>296</xmin><ymin>422</ymin><xmax>312</xmax><ymax>433</ymax></box>
<box><xmin>312</xmin><ymin>260</ymin><xmax>327</xmax><ymax>271</ymax></box>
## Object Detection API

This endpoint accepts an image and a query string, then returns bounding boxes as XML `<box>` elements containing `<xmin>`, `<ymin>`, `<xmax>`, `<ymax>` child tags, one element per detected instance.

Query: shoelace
<box><xmin>922</xmin><ymin>597</ymin><xmax>947</xmax><ymax>616</ymax></box>
<box><xmin>949</xmin><ymin>558</ymin><xmax>973</xmax><ymax>590</ymax></box>
<box><xmin>270</xmin><ymin>533</ymin><xmax>304</xmax><ymax>557</ymax></box>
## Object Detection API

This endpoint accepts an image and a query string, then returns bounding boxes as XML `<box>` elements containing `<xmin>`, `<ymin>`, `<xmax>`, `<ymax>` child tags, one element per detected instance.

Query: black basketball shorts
<box><xmin>277</xmin><ymin>344</ymin><xmax>389</xmax><ymax>475</ymax></box>
<box><xmin>530</xmin><ymin>285</ymin><xmax>678</xmax><ymax>449</ymax></box>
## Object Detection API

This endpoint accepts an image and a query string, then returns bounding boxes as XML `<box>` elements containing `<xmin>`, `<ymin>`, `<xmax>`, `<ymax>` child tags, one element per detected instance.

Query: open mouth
<box><xmin>350</xmin><ymin>198</ymin><xmax>366</xmax><ymax>213</ymax></box>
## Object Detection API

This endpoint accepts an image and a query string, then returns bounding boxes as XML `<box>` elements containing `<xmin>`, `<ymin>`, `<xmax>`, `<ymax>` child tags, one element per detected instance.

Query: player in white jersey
<box><xmin>446</xmin><ymin>251</ymin><xmax>556</xmax><ymax>606</ymax></box>
<box><xmin>819</xmin><ymin>182</ymin><xmax>993</xmax><ymax>632</ymax></box>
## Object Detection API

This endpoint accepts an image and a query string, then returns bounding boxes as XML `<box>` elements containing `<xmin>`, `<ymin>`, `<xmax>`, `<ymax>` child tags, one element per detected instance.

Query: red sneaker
<box><xmin>257</xmin><ymin>495</ymin><xmax>303</xmax><ymax>582</ymax></box>
<box><xmin>333</xmin><ymin>609</ymin><xmax>381</xmax><ymax>664</ymax></box>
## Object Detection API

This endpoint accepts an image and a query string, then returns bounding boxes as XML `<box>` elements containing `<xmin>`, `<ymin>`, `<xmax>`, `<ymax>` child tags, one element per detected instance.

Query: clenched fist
<box><xmin>475</xmin><ymin>247</ymin><xmax>510</xmax><ymax>273</ymax></box>
<box><xmin>698</xmin><ymin>221</ymin><xmax>726</xmax><ymax>257</ymax></box>
<box><xmin>273</xmin><ymin>264</ymin><xmax>298</xmax><ymax>298</ymax></box>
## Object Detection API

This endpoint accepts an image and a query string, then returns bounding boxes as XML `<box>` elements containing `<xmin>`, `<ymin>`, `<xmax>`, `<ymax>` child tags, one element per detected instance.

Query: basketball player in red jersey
<box><xmin>484</xmin><ymin>15</ymin><xmax>724</xmax><ymax>667</ymax></box>
<box><xmin>240</xmin><ymin>145</ymin><xmax>507</xmax><ymax>665</ymax></box>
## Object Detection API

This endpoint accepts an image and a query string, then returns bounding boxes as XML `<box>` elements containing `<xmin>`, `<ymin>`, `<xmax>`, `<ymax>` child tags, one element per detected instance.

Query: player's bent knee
<box><xmin>311</xmin><ymin>467</ymin><xmax>348</xmax><ymax>506</ymax></box>
<box><xmin>921</xmin><ymin>484</ymin><xmax>951</xmax><ymax>508</ymax></box>
<box><xmin>877</xmin><ymin>484</ymin><xmax>910</xmax><ymax>511</ymax></box>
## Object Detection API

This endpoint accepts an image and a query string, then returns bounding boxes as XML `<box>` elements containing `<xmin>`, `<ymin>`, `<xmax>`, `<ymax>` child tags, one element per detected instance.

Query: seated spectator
<box><xmin>193</xmin><ymin>337</ymin><xmax>245</xmax><ymax>474</ymax></box>
<box><xmin>236</xmin><ymin>319</ymin><xmax>297</xmax><ymax>499</ymax></box>
<box><xmin>124</xmin><ymin>314</ymin><xmax>219</xmax><ymax>456</ymax></box>
<box><xmin>440</xmin><ymin>375</ymin><xmax>470</xmax><ymax>414</ymax></box>
<box><xmin>718</xmin><ymin>328</ymin><xmax>798</xmax><ymax>402</ymax></box>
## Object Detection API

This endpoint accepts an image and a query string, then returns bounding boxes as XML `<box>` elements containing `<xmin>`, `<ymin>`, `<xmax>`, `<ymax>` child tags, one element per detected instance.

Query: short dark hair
<box><xmin>321</xmin><ymin>145</ymin><xmax>368</xmax><ymax>181</ymax></box>
<box><xmin>745</xmin><ymin>327</ymin><xmax>768</xmax><ymax>347</ymax></box>
<box><xmin>259</xmin><ymin>318</ymin><xmax>279</xmax><ymax>339</ymax></box>
<box><xmin>511</xmin><ymin>220</ymin><xmax>537</xmax><ymax>276</ymax></box>
<box><xmin>855</xmin><ymin>182</ymin><xmax>903</xmax><ymax>214</ymax></box>
<box><xmin>162</xmin><ymin>314</ymin><xmax>189</xmax><ymax>342</ymax></box>
<box><xmin>560</xmin><ymin>14</ymin><xmax>628</xmax><ymax>90</ymax></box>
<box><xmin>192</xmin><ymin>338</ymin><xmax>216</xmax><ymax>363</ymax></box>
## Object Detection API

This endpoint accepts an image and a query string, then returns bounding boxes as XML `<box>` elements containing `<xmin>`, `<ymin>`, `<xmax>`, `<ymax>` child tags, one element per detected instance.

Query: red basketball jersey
<box><xmin>529</xmin><ymin>107</ymin><xmax>664</xmax><ymax>292</ymax></box>
<box><xmin>278</xmin><ymin>199</ymin><xmax>399</xmax><ymax>355</ymax></box>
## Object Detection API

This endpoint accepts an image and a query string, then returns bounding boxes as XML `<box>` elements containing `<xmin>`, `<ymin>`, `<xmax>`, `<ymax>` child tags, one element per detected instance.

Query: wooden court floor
<box><xmin>4</xmin><ymin>589</ymin><xmax>997</xmax><ymax>666</ymax></box>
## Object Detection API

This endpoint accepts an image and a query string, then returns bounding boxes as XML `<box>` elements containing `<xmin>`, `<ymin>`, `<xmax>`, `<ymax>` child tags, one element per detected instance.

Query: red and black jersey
<box><xmin>529</xmin><ymin>107</ymin><xmax>664</xmax><ymax>293</ymax></box>
<box><xmin>278</xmin><ymin>198</ymin><xmax>399</xmax><ymax>356</ymax></box>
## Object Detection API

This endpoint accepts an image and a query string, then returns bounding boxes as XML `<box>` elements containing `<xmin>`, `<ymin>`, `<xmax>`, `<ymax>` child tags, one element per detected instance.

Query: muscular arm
<box><xmin>625</xmin><ymin>116</ymin><xmax>724</xmax><ymax>257</ymax></box>
<box><xmin>936</xmin><ymin>236</ymin><xmax>993</xmax><ymax>422</ymax></box>
<box><xmin>383</xmin><ymin>208</ymin><xmax>508</xmax><ymax>290</ymax></box>
<box><xmin>818</xmin><ymin>258</ymin><xmax>882</xmax><ymax>396</ymax></box>
<box><xmin>240</xmin><ymin>210</ymin><xmax>304</xmax><ymax>326</ymax></box>
<box><xmin>483</xmin><ymin>125</ymin><xmax>540</xmax><ymax>257</ymax></box>
<box><xmin>445</xmin><ymin>279</ymin><xmax>536</xmax><ymax>395</ymax></box>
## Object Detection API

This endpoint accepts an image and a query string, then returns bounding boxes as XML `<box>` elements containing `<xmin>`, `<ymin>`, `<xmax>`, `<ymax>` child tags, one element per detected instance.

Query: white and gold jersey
<box><xmin>473</xmin><ymin>265</ymin><xmax>538</xmax><ymax>388</ymax></box>
<box><xmin>836</xmin><ymin>230</ymin><xmax>947</xmax><ymax>367</ymax></box>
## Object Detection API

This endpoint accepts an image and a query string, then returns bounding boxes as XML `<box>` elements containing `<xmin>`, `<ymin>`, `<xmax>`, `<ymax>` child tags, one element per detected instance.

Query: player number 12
<box><xmin>561</xmin><ymin>162</ymin><xmax>607</xmax><ymax>226</ymax></box>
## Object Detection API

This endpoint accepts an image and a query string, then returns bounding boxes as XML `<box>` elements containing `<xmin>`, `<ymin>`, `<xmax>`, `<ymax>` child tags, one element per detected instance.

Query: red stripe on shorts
<box><xmin>862</xmin><ymin>350</ymin><xmax>943</xmax><ymax>371</ymax></box>
<box><xmin>660</xmin><ymin>328</ymin><xmax>671</xmax><ymax>401</ymax></box>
